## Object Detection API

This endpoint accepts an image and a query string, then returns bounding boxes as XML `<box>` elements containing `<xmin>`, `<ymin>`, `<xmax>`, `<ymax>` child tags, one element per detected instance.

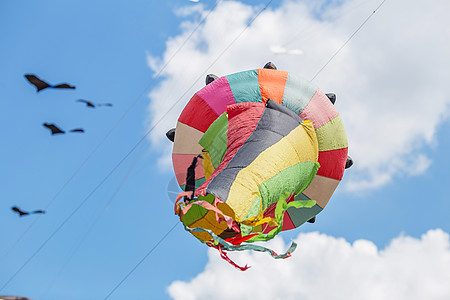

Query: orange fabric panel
<box><xmin>257</xmin><ymin>68</ymin><xmax>288</xmax><ymax>104</ymax></box>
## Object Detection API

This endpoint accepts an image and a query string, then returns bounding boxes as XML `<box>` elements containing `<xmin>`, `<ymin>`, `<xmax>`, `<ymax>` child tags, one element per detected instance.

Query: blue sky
<box><xmin>1</xmin><ymin>0</ymin><xmax>450</xmax><ymax>299</ymax></box>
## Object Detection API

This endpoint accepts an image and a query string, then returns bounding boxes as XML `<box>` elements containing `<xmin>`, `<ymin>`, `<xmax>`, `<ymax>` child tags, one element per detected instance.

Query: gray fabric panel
<box><xmin>286</xmin><ymin>193</ymin><xmax>323</xmax><ymax>228</ymax></box>
<box><xmin>287</xmin><ymin>203</ymin><xmax>323</xmax><ymax>228</ymax></box>
<box><xmin>206</xmin><ymin>100</ymin><xmax>302</xmax><ymax>201</ymax></box>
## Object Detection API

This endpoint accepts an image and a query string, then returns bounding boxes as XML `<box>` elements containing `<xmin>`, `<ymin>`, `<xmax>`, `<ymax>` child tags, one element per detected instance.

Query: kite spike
<box><xmin>205</xmin><ymin>74</ymin><xmax>219</xmax><ymax>85</ymax></box>
<box><xmin>263</xmin><ymin>62</ymin><xmax>277</xmax><ymax>70</ymax></box>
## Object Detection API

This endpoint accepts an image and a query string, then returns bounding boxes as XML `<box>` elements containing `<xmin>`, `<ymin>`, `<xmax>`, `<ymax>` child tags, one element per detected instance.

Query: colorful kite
<box><xmin>169</xmin><ymin>64</ymin><xmax>349</xmax><ymax>270</ymax></box>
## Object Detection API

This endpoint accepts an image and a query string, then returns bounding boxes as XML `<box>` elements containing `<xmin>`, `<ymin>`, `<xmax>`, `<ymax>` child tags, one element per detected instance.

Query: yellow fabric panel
<box><xmin>302</xmin><ymin>175</ymin><xmax>340</xmax><ymax>208</ymax></box>
<box><xmin>173</xmin><ymin>121</ymin><xmax>204</xmax><ymax>155</ymax></box>
<box><xmin>226</xmin><ymin>120</ymin><xmax>318</xmax><ymax>220</ymax></box>
<box><xmin>202</xmin><ymin>150</ymin><xmax>215</xmax><ymax>179</ymax></box>
<box><xmin>189</xmin><ymin>210</ymin><xmax>226</xmax><ymax>241</ymax></box>
<box><xmin>188</xmin><ymin>201</ymin><xmax>236</xmax><ymax>242</ymax></box>
<box><xmin>315</xmin><ymin>115</ymin><xmax>348</xmax><ymax>152</ymax></box>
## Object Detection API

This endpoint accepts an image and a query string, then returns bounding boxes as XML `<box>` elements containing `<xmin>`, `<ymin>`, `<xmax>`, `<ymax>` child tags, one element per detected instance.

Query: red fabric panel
<box><xmin>281</xmin><ymin>210</ymin><xmax>295</xmax><ymax>231</ymax></box>
<box><xmin>317</xmin><ymin>147</ymin><xmax>348</xmax><ymax>180</ymax></box>
<box><xmin>196</xmin><ymin>102</ymin><xmax>265</xmax><ymax>196</ymax></box>
<box><xmin>261</xmin><ymin>196</ymin><xmax>296</xmax><ymax>233</ymax></box>
<box><xmin>172</xmin><ymin>154</ymin><xmax>205</xmax><ymax>186</ymax></box>
<box><xmin>178</xmin><ymin>93</ymin><xmax>219</xmax><ymax>133</ymax></box>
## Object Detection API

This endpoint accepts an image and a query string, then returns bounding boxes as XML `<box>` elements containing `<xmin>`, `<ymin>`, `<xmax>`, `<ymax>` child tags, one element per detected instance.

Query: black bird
<box><xmin>69</xmin><ymin>128</ymin><xmax>85</xmax><ymax>133</ymax></box>
<box><xmin>43</xmin><ymin>123</ymin><xmax>65</xmax><ymax>134</ymax></box>
<box><xmin>43</xmin><ymin>123</ymin><xmax>84</xmax><ymax>135</ymax></box>
<box><xmin>77</xmin><ymin>99</ymin><xmax>113</xmax><ymax>108</ymax></box>
<box><xmin>11</xmin><ymin>206</ymin><xmax>46</xmax><ymax>217</ymax></box>
<box><xmin>24</xmin><ymin>74</ymin><xmax>75</xmax><ymax>92</ymax></box>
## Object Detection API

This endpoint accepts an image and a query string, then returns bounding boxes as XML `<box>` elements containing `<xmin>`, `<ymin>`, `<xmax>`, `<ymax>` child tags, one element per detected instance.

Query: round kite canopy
<box><xmin>171</xmin><ymin>67</ymin><xmax>348</xmax><ymax>269</ymax></box>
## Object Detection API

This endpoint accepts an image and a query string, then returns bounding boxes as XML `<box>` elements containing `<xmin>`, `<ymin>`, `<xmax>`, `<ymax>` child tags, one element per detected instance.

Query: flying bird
<box><xmin>76</xmin><ymin>99</ymin><xmax>113</xmax><ymax>108</ymax></box>
<box><xmin>11</xmin><ymin>206</ymin><xmax>46</xmax><ymax>217</ymax></box>
<box><xmin>24</xmin><ymin>74</ymin><xmax>76</xmax><ymax>92</ymax></box>
<box><xmin>43</xmin><ymin>123</ymin><xmax>85</xmax><ymax>135</ymax></box>
<box><xmin>69</xmin><ymin>128</ymin><xmax>85</xmax><ymax>133</ymax></box>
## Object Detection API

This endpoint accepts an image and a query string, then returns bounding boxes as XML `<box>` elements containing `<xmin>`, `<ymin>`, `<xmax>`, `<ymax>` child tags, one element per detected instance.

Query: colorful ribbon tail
<box><xmin>207</xmin><ymin>243</ymin><xmax>250</xmax><ymax>271</ymax></box>
<box><xmin>174</xmin><ymin>191</ymin><xmax>194</xmax><ymax>214</ymax></box>
<box><xmin>223</xmin><ymin>240</ymin><xmax>298</xmax><ymax>259</ymax></box>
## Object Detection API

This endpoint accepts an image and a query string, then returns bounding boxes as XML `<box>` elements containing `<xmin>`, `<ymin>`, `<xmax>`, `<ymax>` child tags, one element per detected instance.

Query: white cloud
<box><xmin>270</xmin><ymin>45</ymin><xmax>303</xmax><ymax>55</ymax></box>
<box><xmin>146</xmin><ymin>0</ymin><xmax>450</xmax><ymax>191</ymax></box>
<box><xmin>168</xmin><ymin>229</ymin><xmax>450</xmax><ymax>300</ymax></box>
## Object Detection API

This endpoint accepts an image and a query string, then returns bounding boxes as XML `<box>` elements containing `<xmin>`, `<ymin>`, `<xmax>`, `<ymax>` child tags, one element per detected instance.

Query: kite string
<box><xmin>0</xmin><ymin>119</ymin><xmax>158</xmax><ymax>292</ymax></box>
<box><xmin>3</xmin><ymin>0</ymin><xmax>384</xmax><ymax>294</ymax></box>
<box><xmin>282</xmin><ymin>0</ymin><xmax>374</xmax><ymax>48</ymax></box>
<box><xmin>0</xmin><ymin>0</ymin><xmax>270</xmax><ymax>292</ymax></box>
<box><xmin>102</xmin><ymin>222</ymin><xmax>179</xmax><ymax>300</ymax></box>
<box><xmin>103</xmin><ymin>0</ymin><xmax>389</xmax><ymax>296</ymax></box>
<box><xmin>311</xmin><ymin>0</ymin><xmax>387</xmax><ymax>81</ymax></box>
<box><xmin>38</xmin><ymin>153</ymin><xmax>143</xmax><ymax>300</ymax></box>
<box><xmin>102</xmin><ymin>1</ymin><xmax>277</xmax><ymax>298</ymax></box>
<box><xmin>0</xmin><ymin>0</ymin><xmax>223</xmax><ymax>268</ymax></box>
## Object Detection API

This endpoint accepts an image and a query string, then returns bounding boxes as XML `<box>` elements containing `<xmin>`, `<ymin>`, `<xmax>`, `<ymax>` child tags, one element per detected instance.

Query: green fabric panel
<box><xmin>282</xmin><ymin>72</ymin><xmax>318</xmax><ymax>115</ymax></box>
<box><xmin>181</xmin><ymin>194</ymin><xmax>215</xmax><ymax>226</ymax></box>
<box><xmin>240</xmin><ymin>161</ymin><xmax>319</xmax><ymax>232</ymax></box>
<box><xmin>199</xmin><ymin>112</ymin><xmax>228</xmax><ymax>168</ymax></box>
<box><xmin>247</xmin><ymin>191</ymin><xmax>316</xmax><ymax>242</ymax></box>
<box><xmin>258</xmin><ymin>161</ymin><xmax>319</xmax><ymax>211</ymax></box>
<box><xmin>240</xmin><ymin>223</ymin><xmax>254</xmax><ymax>236</ymax></box>
<box><xmin>316</xmin><ymin>115</ymin><xmax>348</xmax><ymax>151</ymax></box>
<box><xmin>287</xmin><ymin>203</ymin><xmax>323</xmax><ymax>228</ymax></box>
<box><xmin>226</xmin><ymin>69</ymin><xmax>262</xmax><ymax>103</ymax></box>
<box><xmin>244</xmin><ymin>194</ymin><xmax>262</xmax><ymax>222</ymax></box>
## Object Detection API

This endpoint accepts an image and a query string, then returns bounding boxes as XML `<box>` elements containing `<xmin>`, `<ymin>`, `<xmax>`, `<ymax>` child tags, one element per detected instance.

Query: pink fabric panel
<box><xmin>172</xmin><ymin>154</ymin><xmax>205</xmax><ymax>186</ymax></box>
<box><xmin>299</xmin><ymin>89</ymin><xmax>339</xmax><ymax>129</ymax></box>
<box><xmin>196</xmin><ymin>76</ymin><xmax>236</xmax><ymax>116</ymax></box>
